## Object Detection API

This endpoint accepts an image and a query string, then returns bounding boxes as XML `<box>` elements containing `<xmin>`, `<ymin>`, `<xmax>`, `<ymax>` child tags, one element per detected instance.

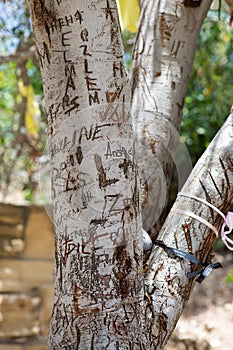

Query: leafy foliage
<box><xmin>0</xmin><ymin>1</ymin><xmax>45</xmax><ymax>202</ymax></box>
<box><xmin>0</xmin><ymin>0</ymin><xmax>31</xmax><ymax>53</ymax></box>
<box><xmin>225</xmin><ymin>266</ymin><xmax>233</xmax><ymax>283</ymax></box>
<box><xmin>182</xmin><ymin>16</ymin><xmax>233</xmax><ymax>165</ymax></box>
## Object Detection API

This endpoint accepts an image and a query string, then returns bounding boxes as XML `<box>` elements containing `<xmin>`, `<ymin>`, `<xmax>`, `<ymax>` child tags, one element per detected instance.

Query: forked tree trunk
<box><xmin>29</xmin><ymin>0</ymin><xmax>233</xmax><ymax>349</ymax></box>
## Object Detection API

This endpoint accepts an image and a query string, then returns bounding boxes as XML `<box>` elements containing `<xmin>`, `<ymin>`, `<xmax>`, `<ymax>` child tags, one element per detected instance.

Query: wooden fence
<box><xmin>0</xmin><ymin>204</ymin><xmax>54</xmax><ymax>350</ymax></box>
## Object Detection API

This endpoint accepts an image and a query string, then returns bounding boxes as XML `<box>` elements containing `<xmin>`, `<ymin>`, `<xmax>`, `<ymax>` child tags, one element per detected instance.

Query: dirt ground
<box><xmin>165</xmin><ymin>251</ymin><xmax>233</xmax><ymax>350</ymax></box>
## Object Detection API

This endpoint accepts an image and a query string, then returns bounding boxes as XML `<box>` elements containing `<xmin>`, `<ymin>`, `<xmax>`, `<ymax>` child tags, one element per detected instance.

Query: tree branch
<box><xmin>143</xmin><ymin>110</ymin><xmax>233</xmax><ymax>349</ymax></box>
<box><xmin>130</xmin><ymin>0</ymin><xmax>212</xmax><ymax>235</ymax></box>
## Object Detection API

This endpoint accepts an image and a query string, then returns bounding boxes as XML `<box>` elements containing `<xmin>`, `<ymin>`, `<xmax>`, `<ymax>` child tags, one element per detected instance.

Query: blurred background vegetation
<box><xmin>0</xmin><ymin>0</ymin><xmax>232</xmax><ymax>205</ymax></box>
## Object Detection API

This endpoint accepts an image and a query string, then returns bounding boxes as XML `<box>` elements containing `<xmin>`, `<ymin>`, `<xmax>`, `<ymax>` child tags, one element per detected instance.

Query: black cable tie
<box><xmin>155</xmin><ymin>240</ymin><xmax>222</xmax><ymax>283</ymax></box>
<box><xmin>189</xmin><ymin>262</ymin><xmax>222</xmax><ymax>283</ymax></box>
<box><xmin>187</xmin><ymin>269</ymin><xmax>204</xmax><ymax>279</ymax></box>
<box><xmin>171</xmin><ymin>247</ymin><xmax>201</xmax><ymax>265</ymax></box>
<box><xmin>154</xmin><ymin>240</ymin><xmax>200</xmax><ymax>265</ymax></box>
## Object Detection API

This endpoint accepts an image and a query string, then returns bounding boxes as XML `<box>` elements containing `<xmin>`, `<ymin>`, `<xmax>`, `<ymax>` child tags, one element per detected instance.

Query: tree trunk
<box><xmin>131</xmin><ymin>0</ymin><xmax>212</xmax><ymax>234</ymax></box>
<box><xmin>29</xmin><ymin>0</ymin><xmax>144</xmax><ymax>348</ymax></box>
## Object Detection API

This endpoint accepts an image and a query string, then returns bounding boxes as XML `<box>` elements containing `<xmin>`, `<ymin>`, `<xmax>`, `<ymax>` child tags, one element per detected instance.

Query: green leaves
<box><xmin>182</xmin><ymin>17</ymin><xmax>233</xmax><ymax>165</ymax></box>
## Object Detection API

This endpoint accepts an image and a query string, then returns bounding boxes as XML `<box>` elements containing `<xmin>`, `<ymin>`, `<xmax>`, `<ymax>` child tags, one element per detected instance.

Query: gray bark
<box><xmin>131</xmin><ymin>0</ymin><xmax>212</xmax><ymax>234</ymax></box>
<box><xmin>143</xmin><ymin>111</ymin><xmax>233</xmax><ymax>349</ymax></box>
<box><xmin>29</xmin><ymin>0</ymin><xmax>144</xmax><ymax>348</ymax></box>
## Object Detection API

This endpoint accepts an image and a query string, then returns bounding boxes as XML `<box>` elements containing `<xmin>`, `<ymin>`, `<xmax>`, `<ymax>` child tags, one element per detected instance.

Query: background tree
<box><xmin>0</xmin><ymin>0</ymin><xmax>44</xmax><ymax>201</ymax></box>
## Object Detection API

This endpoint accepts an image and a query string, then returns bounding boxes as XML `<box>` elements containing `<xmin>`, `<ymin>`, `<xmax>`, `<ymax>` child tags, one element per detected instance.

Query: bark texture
<box><xmin>130</xmin><ymin>0</ymin><xmax>212</xmax><ymax>234</ymax></box>
<box><xmin>29</xmin><ymin>0</ymin><xmax>144</xmax><ymax>348</ymax></box>
<box><xmin>143</xmin><ymin>111</ymin><xmax>233</xmax><ymax>349</ymax></box>
<box><xmin>29</xmin><ymin>0</ymin><xmax>233</xmax><ymax>348</ymax></box>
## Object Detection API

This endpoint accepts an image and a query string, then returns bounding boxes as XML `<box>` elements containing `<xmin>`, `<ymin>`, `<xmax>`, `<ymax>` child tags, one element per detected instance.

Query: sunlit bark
<box><xmin>29</xmin><ymin>0</ymin><xmax>143</xmax><ymax>348</ymax></box>
<box><xmin>142</xmin><ymin>111</ymin><xmax>233</xmax><ymax>349</ymax></box>
<box><xmin>131</xmin><ymin>0</ymin><xmax>212</xmax><ymax>234</ymax></box>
